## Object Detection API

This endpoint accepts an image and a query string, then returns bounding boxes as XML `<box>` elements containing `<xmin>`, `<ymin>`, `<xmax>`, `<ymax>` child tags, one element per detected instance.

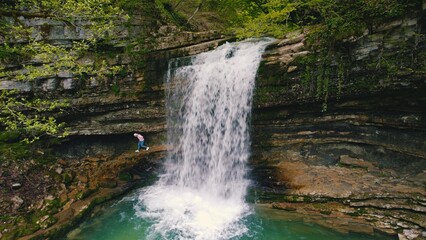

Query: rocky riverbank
<box><xmin>0</xmin><ymin>145</ymin><xmax>166</xmax><ymax>240</ymax></box>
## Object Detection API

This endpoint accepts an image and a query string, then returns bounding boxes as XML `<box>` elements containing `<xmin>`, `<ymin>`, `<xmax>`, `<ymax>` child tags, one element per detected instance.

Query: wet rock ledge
<box><xmin>0</xmin><ymin>144</ymin><xmax>166</xmax><ymax>240</ymax></box>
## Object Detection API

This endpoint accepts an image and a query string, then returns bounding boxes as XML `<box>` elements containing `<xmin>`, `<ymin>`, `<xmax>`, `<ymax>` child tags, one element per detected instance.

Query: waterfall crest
<box><xmin>135</xmin><ymin>38</ymin><xmax>273</xmax><ymax>240</ymax></box>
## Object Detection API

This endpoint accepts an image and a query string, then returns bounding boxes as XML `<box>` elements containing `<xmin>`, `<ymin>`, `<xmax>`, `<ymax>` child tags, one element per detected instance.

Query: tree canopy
<box><xmin>0</xmin><ymin>0</ymin><xmax>128</xmax><ymax>143</ymax></box>
<box><xmin>207</xmin><ymin>0</ymin><xmax>419</xmax><ymax>42</ymax></box>
<box><xmin>157</xmin><ymin>0</ymin><xmax>419</xmax><ymax>45</ymax></box>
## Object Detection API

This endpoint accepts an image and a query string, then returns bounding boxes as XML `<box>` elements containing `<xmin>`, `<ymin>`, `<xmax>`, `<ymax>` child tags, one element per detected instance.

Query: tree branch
<box><xmin>0</xmin><ymin>9</ymin><xmax>49</xmax><ymax>18</ymax></box>
<box><xmin>174</xmin><ymin>0</ymin><xmax>185</xmax><ymax>10</ymax></box>
<box><xmin>187</xmin><ymin>0</ymin><xmax>204</xmax><ymax>23</ymax></box>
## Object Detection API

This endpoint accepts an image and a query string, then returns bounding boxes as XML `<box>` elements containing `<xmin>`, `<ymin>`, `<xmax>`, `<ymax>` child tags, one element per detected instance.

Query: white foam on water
<box><xmin>135</xmin><ymin>185</ymin><xmax>249</xmax><ymax>240</ymax></box>
<box><xmin>135</xmin><ymin>38</ymin><xmax>273</xmax><ymax>240</ymax></box>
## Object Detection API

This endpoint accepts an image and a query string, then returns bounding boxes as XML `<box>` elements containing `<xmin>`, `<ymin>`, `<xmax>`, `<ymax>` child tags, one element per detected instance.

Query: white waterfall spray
<box><xmin>135</xmin><ymin>39</ymin><xmax>273</xmax><ymax>240</ymax></box>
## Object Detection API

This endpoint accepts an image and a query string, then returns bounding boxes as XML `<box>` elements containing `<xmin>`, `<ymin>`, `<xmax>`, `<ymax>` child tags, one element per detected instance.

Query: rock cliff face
<box><xmin>0</xmin><ymin>5</ymin><xmax>229</xmax><ymax>238</ymax></box>
<box><xmin>251</xmin><ymin>15</ymin><xmax>425</xmax><ymax>238</ymax></box>
<box><xmin>0</xmin><ymin>9</ymin><xmax>229</xmax><ymax>148</ymax></box>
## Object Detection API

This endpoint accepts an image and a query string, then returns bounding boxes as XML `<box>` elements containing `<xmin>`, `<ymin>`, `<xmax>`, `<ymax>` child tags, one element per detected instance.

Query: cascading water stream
<box><xmin>135</xmin><ymin>39</ymin><xmax>273</xmax><ymax>239</ymax></box>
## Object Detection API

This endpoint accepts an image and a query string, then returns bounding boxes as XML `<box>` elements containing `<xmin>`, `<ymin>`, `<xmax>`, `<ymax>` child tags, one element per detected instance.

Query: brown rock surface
<box><xmin>275</xmin><ymin>161</ymin><xmax>425</xmax><ymax>199</ymax></box>
<box><xmin>0</xmin><ymin>146</ymin><xmax>166</xmax><ymax>240</ymax></box>
<box><xmin>251</xmin><ymin>14</ymin><xmax>425</xmax><ymax>238</ymax></box>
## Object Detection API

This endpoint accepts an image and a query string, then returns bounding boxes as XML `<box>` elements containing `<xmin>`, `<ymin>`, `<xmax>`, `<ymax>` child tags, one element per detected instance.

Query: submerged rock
<box><xmin>398</xmin><ymin>229</ymin><xmax>423</xmax><ymax>240</ymax></box>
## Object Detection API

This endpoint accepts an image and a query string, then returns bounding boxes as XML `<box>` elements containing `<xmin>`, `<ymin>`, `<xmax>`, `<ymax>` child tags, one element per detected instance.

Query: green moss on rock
<box><xmin>118</xmin><ymin>171</ymin><xmax>133</xmax><ymax>181</ymax></box>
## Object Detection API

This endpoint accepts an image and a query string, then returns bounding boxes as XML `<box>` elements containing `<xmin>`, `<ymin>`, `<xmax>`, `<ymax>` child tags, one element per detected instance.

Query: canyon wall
<box><xmin>0</xmin><ymin>4</ymin><xmax>228</xmax><ymax>239</ymax></box>
<box><xmin>0</xmin><ymin>7</ymin><xmax>227</xmax><ymax>153</ymax></box>
<box><xmin>251</xmin><ymin>13</ymin><xmax>425</xmax><ymax>238</ymax></box>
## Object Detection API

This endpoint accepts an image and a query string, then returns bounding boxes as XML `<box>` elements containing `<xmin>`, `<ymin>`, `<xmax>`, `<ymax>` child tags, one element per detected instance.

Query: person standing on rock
<box><xmin>134</xmin><ymin>133</ymin><xmax>149</xmax><ymax>152</ymax></box>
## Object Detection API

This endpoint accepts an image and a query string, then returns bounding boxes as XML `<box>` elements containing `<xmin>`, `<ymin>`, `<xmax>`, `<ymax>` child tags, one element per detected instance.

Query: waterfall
<box><xmin>135</xmin><ymin>39</ymin><xmax>273</xmax><ymax>240</ymax></box>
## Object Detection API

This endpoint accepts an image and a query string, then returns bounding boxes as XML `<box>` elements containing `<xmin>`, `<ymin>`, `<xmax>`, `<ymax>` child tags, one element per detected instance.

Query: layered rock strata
<box><xmin>0</xmin><ymin>6</ymin><xmax>229</xmax><ymax>239</ymax></box>
<box><xmin>1</xmin><ymin>5</ymin><xmax>425</xmax><ymax>239</ymax></box>
<box><xmin>251</xmin><ymin>15</ymin><xmax>425</xmax><ymax>239</ymax></box>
